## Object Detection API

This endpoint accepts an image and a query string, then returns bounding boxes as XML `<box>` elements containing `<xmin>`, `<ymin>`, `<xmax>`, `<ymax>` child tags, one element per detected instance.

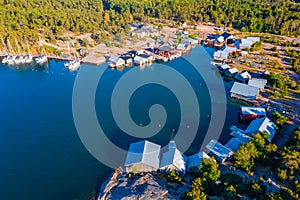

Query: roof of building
<box><xmin>160</xmin><ymin>141</ymin><xmax>187</xmax><ymax>172</ymax></box>
<box><xmin>124</xmin><ymin>140</ymin><xmax>161</xmax><ymax>169</ymax></box>
<box><xmin>220</xmin><ymin>64</ymin><xmax>230</xmax><ymax>70</ymax></box>
<box><xmin>206</xmin><ymin>139</ymin><xmax>232</xmax><ymax>162</ymax></box>
<box><xmin>217</xmin><ymin>36</ymin><xmax>225</xmax><ymax>43</ymax></box>
<box><xmin>109</xmin><ymin>55</ymin><xmax>124</xmax><ymax>64</ymax></box>
<box><xmin>134</xmin><ymin>55</ymin><xmax>146</xmax><ymax>62</ymax></box>
<box><xmin>240</xmin><ymin>106</ymin><xmax>266</xmax><ymax>116</ymax></box>
<box><xmin>245</xmin><ymin>117</ymin><xmax>277</xmax><ymax>142</ymax></box>
<box><xmin>230</xmin><ymin>82</ymin><xmax>260</xmax><ymax>99</ymax></box>
<box><xmin>246</xmin><ymin>37</ymin><xmax>260</xmax><ymax>43</ymax></box>
<box><xmin>225</xmin><ymin>138</ymin><xmax>244</xmax><ymax>152</ymax></box>
<box><xmin>214</xmin><ymin>51</ymin><xmax>228</xmax><ymax>60</ymax></box>
<box><xmin>248</xmin><ymin>78</ymin><xmax>267</xmax><ymax>90</ymax></box>
<box><xmin>228</xmin><ymin>68</ymin><xmax>239</xmax><ymax>74</ymax></box>
<box><xmin>221</xmin><ymin>32</ymin><xmax>234</xmax><ymax>40</ymax></box>
<box><xmin>158</xmin><ymin>42</ymin><xmax>174</xmax><ymax>51</ymax></box>
<box><xmin>187</xmin><ymin>152</ymin><xmax>210</xmax><ymax>170</ymax></box>
<box><xmin>176</xmin><ymin>43</ymin><xmax>189</xmax><ymax>51</ymax></box>
<box><xmin>235</xmin><ymin>133</ymin><xmax>252</xmax><ymax>143</ymax></box>
<box><xmin>239</xmin><ymin>71</ymin><xmax>252</xmax><ymax>79</ymax></box>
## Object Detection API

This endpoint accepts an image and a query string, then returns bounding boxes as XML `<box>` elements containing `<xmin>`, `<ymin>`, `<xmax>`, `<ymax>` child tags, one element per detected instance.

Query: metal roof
<box><xmin>109</xmin><ymin>55</ymin><xmax>124</xmax><ymax>64</ymax></box>
<box><xmin>240</xmin><ymin>106</ymin><xmax>266</xmax><ymax>116</ymax></box>
<box><xmin>187</xmin><ymin>152</ymin><xmax>210</xmax><ymax>170</ymax></box>
<box><xmin>124</xmin><ymin>140</ymin><xmax>161</xmax><ymax>169</ymax></box>
<box><xmin>220</xmin><ymin>64</ymin><xmax>230</xmax><ymax>70</ymax></box>
<box><xmin>245</xmin><ymin>117</ymin><xmax>277</xmax><ymax>142</ymax></box>
<box><xmin>230</xmin><ymin>82</ymin><xmax>259</xmax><ymax>99</ymax></box>
<box><xmin>248</xmin><ymin>78</ymin><xmax>267</xmax><ymax>90</ymax></box>
<box><xmin>239</xmin><ymin>71</ymin><xmax>252</xmax><ymax>79</ymax></box>
<box><xmin>206</xmin><ymin>139</ymin><xmax>232</xmax><ymax>162</ymax></box>
<box><xmin>228</xmin><ymin>68</ymin><xmax>239</xmax><ymax>74</ymax></box>
<box><xmin>225</xmin><ymin>138</ymin><xmax>244</xmax><ymax>152</ymax></box>
<box><xmin>160</xmin><ymin>141</ymin><xmax>187</xmax><ymax>172</ymax></box>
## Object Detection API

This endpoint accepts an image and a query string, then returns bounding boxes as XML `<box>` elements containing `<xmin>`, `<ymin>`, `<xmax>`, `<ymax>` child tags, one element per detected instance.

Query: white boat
<box><xmin>35</xmin><ymin>55</ymin><xmax>48</xmax><ymax>64</ymax></box>
<box><xmin>7</xmin><ymin>55</ymin><xmax>16</xmax><ymax>64</ymax></box>
<box><xmin>67</xmin><ymin>40</ymin><xmax>81</xmax><ymax>71</ymax></box>
<box><xmin>14</xmin><ymin>56</ymin><xmax>22</xmax><ymax>64</ymax></box>
<box><xmin>68</xmin><ymin>60</ymin><xmax>80</xmax><ymax>71</ymax></box>
<box><xmin>24</xmin><ymin>54</ymin><xmax>33</xmax><ymax>63</ymax></box>
<box><xmin>64</xmin><ymin>59</ymin><xmax>75</xmax><ymax>68</ymax></box>
<box><xmin>2</xmin><ymin>56</ymin><xmax>8</xmax><ymax>64</ymax></box>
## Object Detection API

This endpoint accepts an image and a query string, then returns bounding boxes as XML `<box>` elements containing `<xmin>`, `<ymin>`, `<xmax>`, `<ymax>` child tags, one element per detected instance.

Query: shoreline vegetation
<box><xmin>0</xmin><ymin>0</ymin><xmax>300</xmax><ymax>64</ymax></box>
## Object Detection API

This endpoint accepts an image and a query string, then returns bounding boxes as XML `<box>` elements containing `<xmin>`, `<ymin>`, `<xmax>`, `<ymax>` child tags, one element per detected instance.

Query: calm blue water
<box><xmin>0</xmin><ymin>47</ymin><xmax>248</xmax><ymax>200</ymax></box>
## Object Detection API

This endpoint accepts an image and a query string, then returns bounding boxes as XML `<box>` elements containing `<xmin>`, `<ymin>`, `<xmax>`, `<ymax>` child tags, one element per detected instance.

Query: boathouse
<box><xmin>230</xmin><ymin>82</ymin><xmax>260</xmax><ymax>100</ymax></box>
<box><xmin>218</xmin><ymin>64</ymin><xmax>230</xmax><ymax>73</ymax></box>
<box><xmin>224</xmin><ymin>67</ymin><xmax>239</xmax><ymax>77</ymax></box>
<box><xmin>108</xmin><ymin>55</ymin><xmax>125</xmax><ymax>68</ymax></box>
<box><xmin>158</xmin><ymin>42</ymin><xmax>175</xmax><ymax>58</ymax></box>
<box><xmin>248</xmin><ymin>78</ymin><xmax>267</xmax><ymax>91</ymax></box>
<box><xmin>213</xmin><ymin>46</ymin><xmax>238</xmax><ymax>61</ymax></box>
<box><xmin>124</xmin><ymin>140</ymin><xmax>161</xmax><ymax>173</ymax></box>
<box><xmin>134</xmin><ymin>55</ymin><xmax>148</xmax><ymax>65</ymax></box>
<box><xmin>160</xmin><ymin>141</ymin><xmax>187</xmax><ymax>174</ymax></box>
<box><xmin>239</xmin><ymin>106</ymin><xmax>266</xmax><ymax>120</ymax></box>
<box><xmin>205</xmin><ymin>139</ymin><xmax>232</xmax><ymax>163</ymax></box>
<box><xmin>187</xmin><ymin>152</ymin><xmax>210</xmax><ymax>171</ymax></box>
<box><xmin>234</xmin><ymin>71</ymin><xmax>252</xmax><ymax>83</ymax></box>
<box><xmin>245</xmin><ymin>117</ymin><xmax>277</xmax><ymax>142</ymax></box>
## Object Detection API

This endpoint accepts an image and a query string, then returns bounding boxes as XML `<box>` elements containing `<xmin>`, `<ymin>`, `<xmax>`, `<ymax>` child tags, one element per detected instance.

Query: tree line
<box><xmin>0</xmin><ymin>0</ymin><xmax>299</xmax><ymax>47</ymax></box>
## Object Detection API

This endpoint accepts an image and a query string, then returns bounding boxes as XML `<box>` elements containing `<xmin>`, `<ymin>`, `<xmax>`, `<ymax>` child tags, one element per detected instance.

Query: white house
<box><xmin>124</xmin><ymin>140</ymin><xmax>161</xmax><ymax>173</ymax></box>
<box><xmin>187</xmin><ymin>152</ymin><xmax>210</xmax><ymax>171</ymax></box>
<box><xmin>160</xmin><ymin>141</ymin><xmax>187</xmax><ymax>173</ymax></box>
<box><xmin>245</xmin><ymin>117</ymin><xmax>277</xmax><ymax>142</ymax></box>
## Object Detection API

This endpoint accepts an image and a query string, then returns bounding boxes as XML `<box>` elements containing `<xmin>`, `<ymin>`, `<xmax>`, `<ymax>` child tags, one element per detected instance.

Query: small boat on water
<box><xmin>35</xmin><ymin>55</ymin><xmax>48</xmax><ymax>64</ymax></box>
<box><xmin>7</xmin><ymin>55</ymin><xmax>16</xmax><ymax>64</ymax></box>
<box><xmin>24</xmin><ymin>54</ymin><xmax>33</xmax><ymax>63</ymax></box>
<box><xmin>68</xmin><ymin>59</ymin><xmax>80</xmax><ymax>71</ymax></box>
<box><xmin>66</xmin><ymin>40</ymin><xmax>80</xmax><ymax>71</ymax></box>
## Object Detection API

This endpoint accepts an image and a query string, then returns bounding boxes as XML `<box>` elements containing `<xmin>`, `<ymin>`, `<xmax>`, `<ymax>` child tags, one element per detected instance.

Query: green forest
<box><xmin>0</xmin><ymin>0</ymin><xmax>299</xmax><ymax>43</ymax></box>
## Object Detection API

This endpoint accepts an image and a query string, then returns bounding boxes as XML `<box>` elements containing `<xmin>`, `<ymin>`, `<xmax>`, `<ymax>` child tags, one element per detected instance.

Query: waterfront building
<box><xmin>239</xmin><ymin>106</ymin><xmax>266</xmax><ymax>120</ymax></box>
<box><xmin>159</xmin><ymin>141</ymin><xmax>187</xmax><ymax>174</ymax></box>
<box><xmin>230</xmin><ymin>82</ymin><xmax>260</xmax><ymax>100</ymax></box>
<box><xmin>234</xmin><ymin>71</ymin><xmax>252</xmax><ymax>83</ymax></box>
<box><xmin>245</xmin><ymin>117</ymin><xmax>277</xmax><ymax>142</ymax></box>
<box><xmin>205</xmin><ymin>139</ymin><xmax>233</xmax><ymax>163</ymax></box>
<box><xmin>248</xmin><ymin>78</ymin><xmax>267</xmax><ymax>91</ymax></box>
<box><xmin>124</xmin><ymin>140</ymin><xmax>161</xmax><ymax>173</ymax></box>
<box><xmin>187</xmin><ymin>152</ymin><xmax>210</xmax><ymax>171</ymax></box>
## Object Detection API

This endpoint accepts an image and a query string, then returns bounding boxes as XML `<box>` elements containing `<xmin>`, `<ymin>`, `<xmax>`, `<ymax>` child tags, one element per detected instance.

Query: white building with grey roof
<box><xmin>124</xmin><ymin>140</ymin><xmax>161</xmax><ymax>173</ymax></box>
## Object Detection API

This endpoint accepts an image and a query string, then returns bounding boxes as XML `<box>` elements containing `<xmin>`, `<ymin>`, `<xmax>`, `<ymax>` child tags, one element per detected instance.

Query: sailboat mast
<box><xmin>26</xmin><ymin>41</ymin><xmax>30</xmax><ymax>54</ymax></box>
<box><xmin>7</xmin><ymin>39</ymin><xmax>13</xmax><ymax>55</ymax></box>
<box><xmin>15</xmin><ymin>39</ymin><xmax>21</xmax><ymax>55</ymax></box>
<box><xmin>1</xmin><ymin>36</ymin><xmax>8</xmax><ymax>55</ymax></box>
